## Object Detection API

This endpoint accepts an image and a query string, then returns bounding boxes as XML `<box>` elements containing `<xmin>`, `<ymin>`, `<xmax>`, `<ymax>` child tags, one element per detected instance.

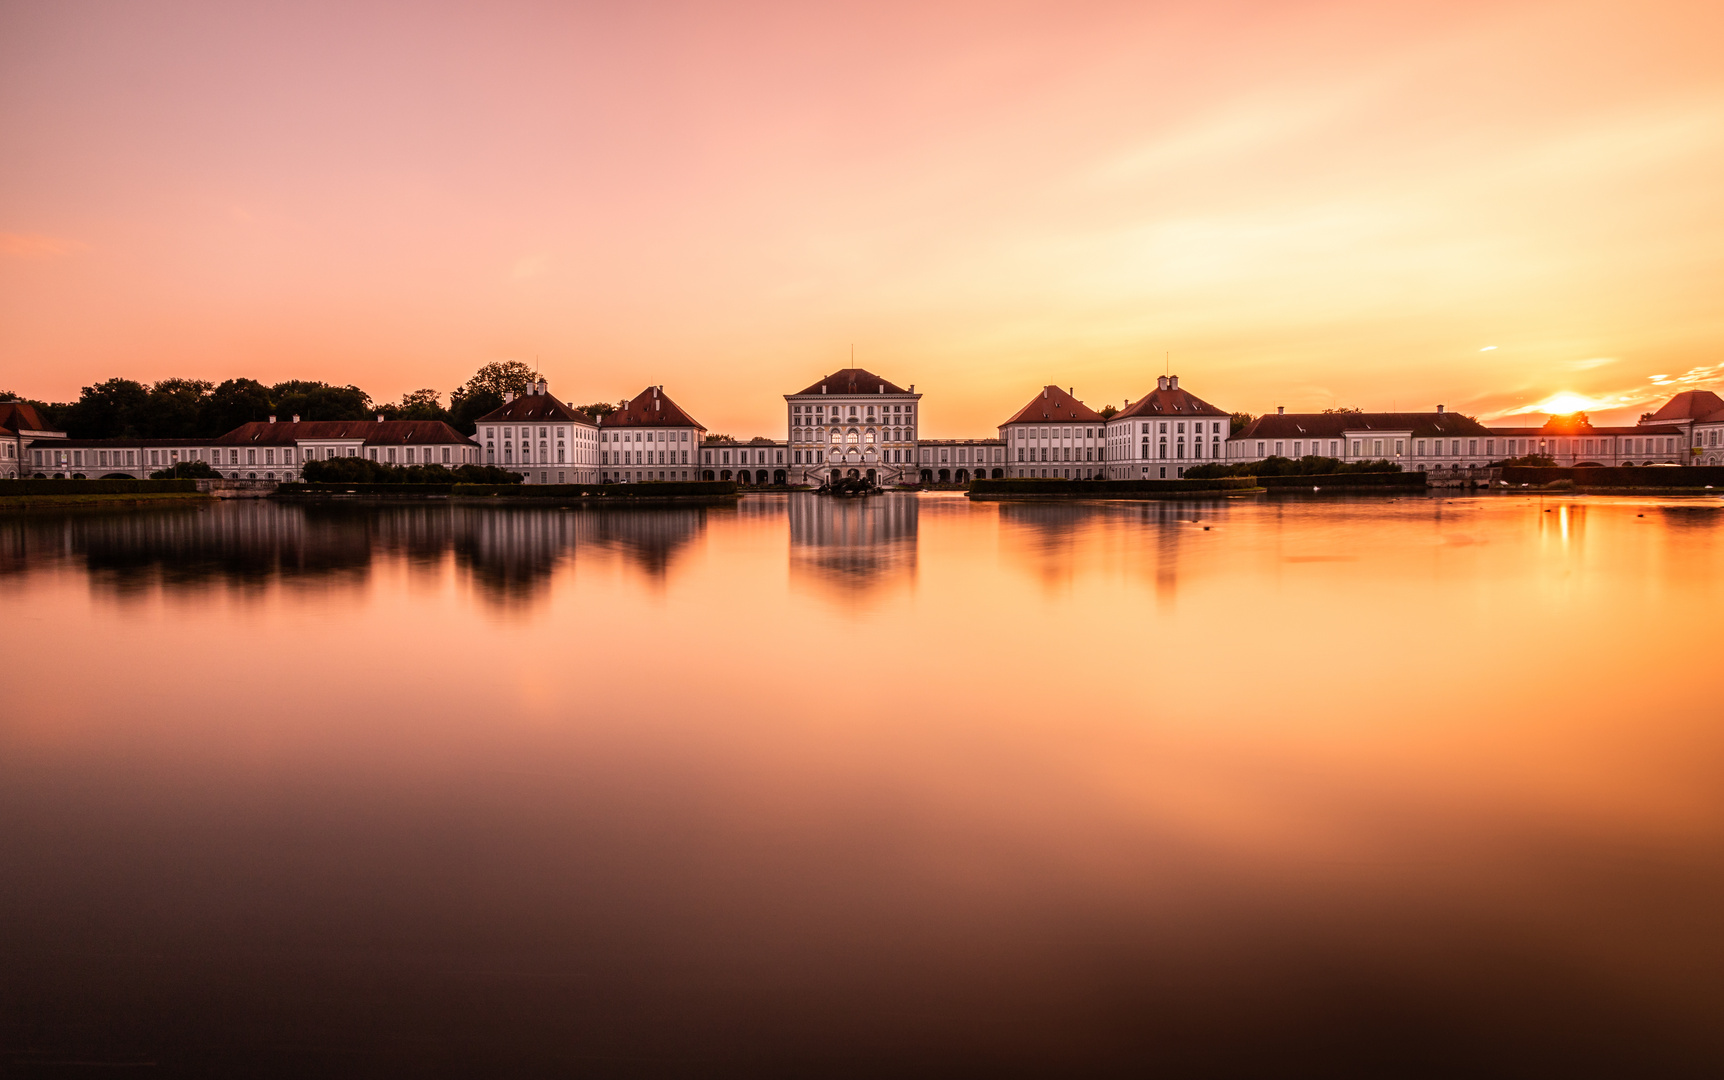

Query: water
<box><xmin>3</xmin><ymin>493</ymin><xmax>1722</xmax><ymax>1077</ymax></box>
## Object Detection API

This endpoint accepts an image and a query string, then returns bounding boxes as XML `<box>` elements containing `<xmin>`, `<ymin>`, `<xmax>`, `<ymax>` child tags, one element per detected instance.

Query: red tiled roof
<box><xmin>472</xmin><ymin>391</ymin><xmax>594</xmax><ymax>426</ymax></box>
<box><xmin>0</xmin><ymin>401</ymin><xmax>59</xmax><ymax>434</ymax></box>
<box><xmin>791</xmin><ymin>368</ymin><xmax>911</xmax><ymax>396</ymax></box>
<box><xmin>1646</xmin><ymin>391</ymin><xmax>1724</xmax><ymax>422</ymax></box>
<box><xmin>213</xmin><ymin>420</ymin><xmax>477</xmax><ymax>446</ymax></box>
<box><xmin>1491</xmin><ymin>424</ymin><xmax>1683</xmax><ymax>437</ymax></box>
<box><xmin>601</xmin><ymin>386</ymin><xmax>704</xmax><ymax>431</ymax></box>
<box><xmin>1236</xmin><ymin>412</ymin><xmax>1492</xmax><ymax>440</ymax></box>
<box><xmin>1000</xmin><ymin>386</ymin><xmax>1105</xmax><ymax>426</ymax></box>
<box><xmin>56</xmin><ymin>438</ymin><xmax>221</xmax><ymax>448</ymax></box>
<box><xmin>1113</xmin><ymin>380</ymin><xmax>1230</xmax><ymax>421</ymax></box>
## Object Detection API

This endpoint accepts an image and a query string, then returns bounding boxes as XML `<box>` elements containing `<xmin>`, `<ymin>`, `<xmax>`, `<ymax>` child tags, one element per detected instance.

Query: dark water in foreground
<box><xmin>2</xmin><ymin>493</ymin><xmax>1723</xmax><ymax>1077</ymax></box>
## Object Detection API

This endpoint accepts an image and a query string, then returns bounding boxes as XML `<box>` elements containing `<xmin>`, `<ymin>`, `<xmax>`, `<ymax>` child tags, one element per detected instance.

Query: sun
<box><xmin>1532</xmin><ymin>391</ymin><xmax>1603</xmax><ymax>415</ymax></box>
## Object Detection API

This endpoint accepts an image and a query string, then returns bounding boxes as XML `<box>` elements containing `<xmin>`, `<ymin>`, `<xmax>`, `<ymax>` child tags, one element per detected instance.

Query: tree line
<box><xmin>1</xmin><ymin>361</ymin><xmax>622</xmax><ymax>440</ymax></box>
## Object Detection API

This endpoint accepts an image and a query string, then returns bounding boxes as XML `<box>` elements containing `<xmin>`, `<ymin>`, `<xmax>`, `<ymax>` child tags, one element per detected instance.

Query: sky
<box><xmin>2</xmin><ymin>0</ymin><xmax>1721</xmax><ymax>436</ymax></box>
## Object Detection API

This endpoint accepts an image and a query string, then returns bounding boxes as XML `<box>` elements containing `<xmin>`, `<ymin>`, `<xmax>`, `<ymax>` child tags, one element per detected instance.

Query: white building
<box><xmin>472</xmin><ymin>380</ymin><xmax>600</xmax><ymax>484</ymax></box>
<box><xmin>1227</xmin><ymin>406</ymin><xmax>1497</xmax><ymax>472</ymax></box>
<box><xmin>601</xmin><ymin>385</ymin><xmax>706</xmax><ymax>483</ymax></box>
<box><xmin>213</xmin><ymin>416</ymin><xmax>480</xmax><ymax>479</ymax></box>
<box><xmin>1</xmin><ymin>400</ymin><xmax>66</xmax><ymax>478</ymax></box>
<box><xmin>915</xmin><ymin>439</ymin><xmax>1005</xmax><ymax>483</ymax></box>
<box><xmin>999</xmin><ymin>385</ymin><xmax>1107</xmax><ymax>479</ymax></box>
<box><xmin>700</xmin><ymin>439</ymin><xmax>788</xmax><ymax>484</ymax></box>
<box><xmin>1105</xmin><ymin>376</ymin><xmax>1231</xmax><ymax>479</ymax></box>
<box><xmin>784</xmin><ymin>368</ymin><xmax>922</xmax><ymax>487</ymax></box>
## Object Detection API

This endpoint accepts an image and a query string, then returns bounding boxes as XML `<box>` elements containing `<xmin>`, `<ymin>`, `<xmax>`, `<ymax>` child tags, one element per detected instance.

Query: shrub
<box><xmin>1185</xmin><ymin>455</ymin><xmax>1399</xmax><ymax>479</ymax></box>
<box><xmin>150</xmin><ymin>460</ymin><xmax>218</xmax><ymax>479</ymax></box>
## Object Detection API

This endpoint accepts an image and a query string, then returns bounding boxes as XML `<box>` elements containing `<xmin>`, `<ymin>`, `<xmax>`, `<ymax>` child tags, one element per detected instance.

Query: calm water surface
<box><xmin>3</xmin><ymin>493</ymin><xmax>1723</xmax><ymax>1077</ymax></box>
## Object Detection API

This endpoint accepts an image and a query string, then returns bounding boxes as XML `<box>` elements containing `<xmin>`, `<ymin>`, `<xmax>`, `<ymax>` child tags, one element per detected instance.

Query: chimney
<box><xmin>503</xmin><ymin>391</ymin><xmax>515</xmax><ymax>403</ymax></box>
<box><xmin>1157</xmin><ymin>376</ymin><xmax>1169</xmax><ymax>391</ymax></box>
<box><xmin>268</xmin><ymin>415</ymin><xmax>276</xmax><ymax>423</ymax></box>
<box><xmin>1043</xmin><ymin>388</ymin><xmax>1048</xmax><ymax>399</ymax></box>
<box><xmin>1437</xmin><ymin>404</ymin><xmax>1445</xmax><ymax>414</ymax></box>
<box><xmin>1278</xmin><ymin>406</ymin><xmax>1285</xmax><ymax>415</ymax></box>
<box><xmin>292</xmin><ymin>414</ymin><xmax>300</xmax><ymax>423</ymax></box>
<box><xmin>1069</xmin><ymin>387</ymin><xmax>1074</xmax><ymax>396</ymax></box>
<box><xmin>536</xmin><ymin>378</ymin><xmax>547</xmax><ymax>396</ymax></box>
<box><xmin>1169</xmin><ymin>375</ymin><xmax>1179</xmax><ymax>389</ymax></box>
<box><xmin>376</xmin><ymin>413</ymin><xmax>384</xmax><ymax>422</ymax></box>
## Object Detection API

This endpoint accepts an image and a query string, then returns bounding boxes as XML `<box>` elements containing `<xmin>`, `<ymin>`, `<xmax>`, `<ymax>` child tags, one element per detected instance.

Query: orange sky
<box><xmin>2</xmin><ymin>0</ymin><xmax>1721</xmax><ymax>436</ymax></box>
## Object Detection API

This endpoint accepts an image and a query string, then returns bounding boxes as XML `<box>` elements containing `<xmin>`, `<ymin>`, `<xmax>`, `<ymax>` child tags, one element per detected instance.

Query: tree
<box><xmin>449</xmin><ymin>360</ymin><xmax>539</xmax><ymax>433</ymax></box>
<box><xmin>381</xmin><ymin>388</ymin><xmax>450</xmax><ymax>422</ymax></box>
<box><xmin>270</xmin><ymin>380</ymin><xmax>374</xmax><ymax>423</ymax></box>
<box><xmin>703</xmin><ymin>433</ymin><xmax>733</xmax><ymax>443</ymax></box>
<box><xmin>1099</xmin><ymin>404</ymin><xmax>1118</xmax><ymax>419</ymax></box>
<box><xmin>457</xmin><ymin>360</ymin><xmax>539</xmax><ymax>398</ymax></box>
<box><xmin>142</xmin><ymin>378</ymin><xmax>213</xmax><ymax>438</ymax></box>
<box><xmin>1229</xmin><ymin>411</ymin><xmax>1255</xmax><ymax>436</ymax></box>
<box><xmin>201</xmin><ymin>378</ymin><xmax>275</xmax><ymax>435</ymax></box>
<box><xmin>576</xmin><ymin>401</ymin><xmax>618</xmax><ymax>419</ymax></box>
<box><xmin>1322</xmin><ymin>406</ymin><xmax>1364</xmax><ymax>415</ymax></box>
<box><xmin>62</xmin><ymin>378</ymin><xmax>151</xmax><ymax>438</ymax></box>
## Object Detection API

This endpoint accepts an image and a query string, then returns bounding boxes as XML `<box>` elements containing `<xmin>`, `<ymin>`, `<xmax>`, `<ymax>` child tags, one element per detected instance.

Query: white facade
<box><xmin>1104</xmin><ymin>376</ymin><xmax>1230</xmax><ymax>480</ymax></box>
<box><xmin>600</xmin><ymin>386</ymin><xmax>705</xmax><ymax>483</ymax></box>
<box><xmin>785</xmin><ymin>369</ymin><xmax>922</xmax><ymax>486</ymax></box>
<box><xmin>474</xmin><ymin>381</ymin><xmax>600</xmax><ymax>484</ymax></box>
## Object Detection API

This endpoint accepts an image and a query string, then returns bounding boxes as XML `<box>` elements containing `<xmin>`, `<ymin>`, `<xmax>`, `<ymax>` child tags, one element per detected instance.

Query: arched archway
<box><xmin>920</xmin><ymin>469</ymin><xmax>933</xmax><ymax>483</ymax></box>
<box><xmin>937</xmin><ymin>469</ymin><xmax>950</xmax><ymax>482</ymax></box>
<box><xmin>955</xmin><ymin>469</ymin><xmax>969</xmax><ymax>482</ymax></box>
<box><xmin>830</xmin><ymin>469</ymin><xmax>842</xmax><ymax>482</ymax></box>
<box><xmin>720</xmin><ymin>470</ymin><xmax>732</xmax><ymax>480</ymax></box>
<box><xmin>846</xmin><ymin>468</ymin><xmax>859</xmax><ymax>479</ymax></box>
<box><xmin>703</xmin><ymin>470</ymin><xmax>715</xmax><ymax>481</ymax></box>
<box><xmin>755</xmin><ymin>470</ymin><xmax>768</xmax><ymax>484</ymax></box>
<box><xmin>991</xmin><ymin>468</ymin><xmax>1003</xmax><ymax>479</ymax></box>
<box><xmin>865</xmin><ymin>468</ymin><xmax>875</xmax><ymax>484</ymax></box>
<box><xmin>773</xmin><ymin>469</ymin><xmax>787</xmax><ymax>485</ymax></box>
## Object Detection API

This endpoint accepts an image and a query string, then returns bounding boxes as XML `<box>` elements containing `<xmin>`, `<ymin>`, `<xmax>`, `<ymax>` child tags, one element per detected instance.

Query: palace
<box><xmin>10</xmin><ymin>365</ymin><xmax>1724</xmax><ymax>484</ymax></box>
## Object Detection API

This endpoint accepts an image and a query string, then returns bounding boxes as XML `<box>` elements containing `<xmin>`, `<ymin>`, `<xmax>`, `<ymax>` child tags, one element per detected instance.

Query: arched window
<box><xmin>864</xmin><ymin>428</ymin><xmax>875</xmax><ymax>445</ymax></box>
<box><xmin>830</xmin><ymin>429</ymin><xmax>841</xmax><ymax>444</ymax></box>
<box><xmin>847</xmin><ymin>429</ymin><xmax>859</xmax><ymax>445</ymax></box>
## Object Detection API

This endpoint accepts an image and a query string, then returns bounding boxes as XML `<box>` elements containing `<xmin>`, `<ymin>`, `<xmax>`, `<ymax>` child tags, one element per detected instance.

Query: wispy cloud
<box><xmin>0</xmin><ymin>233</ymin><xmax>84</xmax><ymax>259</ymax></box>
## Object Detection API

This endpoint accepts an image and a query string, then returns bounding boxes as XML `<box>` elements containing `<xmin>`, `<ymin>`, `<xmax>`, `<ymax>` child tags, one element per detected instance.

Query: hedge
<box><xmin>968</xmin><ymin>477</ymin><xmax>1261</xmax><ymax>496</ymax></box>
<box><xmin>1501</xmin><ymin>465</ymin><xmax>1724</xmax><ymax>488</ymax></box>
<box><xmin>274</xmin><ymin>481</ymin><xmax>739</xmax><ymax>499</ymax></box>
<box><xmin>0</xmin><ymin>478</ymin><xmax>198</xmax><ymax>496</ymax></box>
<box><xmin>1256</xmin><ymin>472</ymin><xmax>1426</xmax><ymax>489</ymax></box>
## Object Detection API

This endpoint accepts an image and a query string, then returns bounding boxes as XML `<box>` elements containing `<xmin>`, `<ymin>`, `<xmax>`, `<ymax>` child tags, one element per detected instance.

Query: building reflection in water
<box><xmin>994</xmin><ymin>498</ymin><xmax>1228</xmax><ymax>609</ymax></box>
<box><xmin>0</xmin><ymin>501</ymin><xmax>711</xmax><ymax>604</ymax></box>
<box><xmin>789</xmin><ymin>493</ymin><xmax>918</xmax><ymax>603</ymax></box>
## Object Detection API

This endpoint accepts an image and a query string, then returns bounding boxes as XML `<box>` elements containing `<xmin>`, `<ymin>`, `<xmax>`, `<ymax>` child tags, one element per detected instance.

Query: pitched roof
<box><xmin>791</xmin><ymin>368</ymin><xmax>911</xmax><ymax>396</ymax></box>
<box><xmin>472</xmin><ymin>390</ymin><xmax>594</xmax><ymax>426</ymax></box>
<box><xmin>1491</xmin><ymin>424</ymin><xmax>1683</xmax><ymax>437</ymax></box>
<box><xmin>0</xmin><ymin>401</ymin><xmax>59</xmax><ymax>434</ymax></box>
<box><xmin>1113</xmin><ymin>379</ymin><xmax>1230</xmax><ymax>421</ymax></box>
<box><xmin>1000</xmin><ymin>385</ymin><xmax>1105</xmax><ymax>426</ymax></box>
<box><xmin>56</xmin><ymin>438</ymin><xmax>224</xmax><ymax>448</ymax></box>
<box><xmin>601</xmin><ymin>386</ymin><xmax>704</xmax><ymax>430</ymax></box>
<box><xmin>1647</xmin><ymin>390</ymin><xmax>1724</xmax><ymax>422</ymax></box>
<box><xmin>1235</xmin><ymin>411</ymin><xmax>1493</xmax><ymax>441</ymax></box>
<box><xmin>212</xmin><ymin>420</ymin><xmax>477</xmax><ymax>446</ymax></box>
